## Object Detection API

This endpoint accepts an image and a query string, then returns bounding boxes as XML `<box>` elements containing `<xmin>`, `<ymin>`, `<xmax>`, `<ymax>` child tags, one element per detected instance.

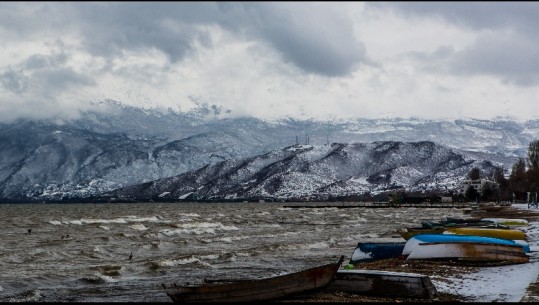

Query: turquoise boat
<box><xmin>402</xmin><ymin>234</ymin><xmax>530</xmax><ymax>256</ymax></box>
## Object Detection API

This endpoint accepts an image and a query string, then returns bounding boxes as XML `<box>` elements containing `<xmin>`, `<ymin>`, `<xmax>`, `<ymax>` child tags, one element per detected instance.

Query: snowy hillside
<box><xmin>108</xmin><ymin>141</ymin><xmax>498</xmax><ymax>201</ymax></box>
<box><xmin>0</xmin><ymin>101</ymin><xmax>533</xmax><ymax>201</ymax></box>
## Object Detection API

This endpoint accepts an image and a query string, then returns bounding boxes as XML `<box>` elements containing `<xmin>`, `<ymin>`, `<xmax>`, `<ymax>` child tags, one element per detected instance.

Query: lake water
<box><xmin>0</xmin><ymin>202</ymin><xmax>466</xmax><ymax>302</ymax></box>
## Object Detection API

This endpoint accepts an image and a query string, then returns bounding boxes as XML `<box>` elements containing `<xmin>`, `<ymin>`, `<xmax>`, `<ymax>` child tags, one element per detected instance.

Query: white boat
<box><xmin>402</xmin><ymin>234</ymin><xmax>531</xmax><ymax>256</ymax></box>
<box><xmin>406</xmin><ymin>242</ymin><xmax>529</xmax><ymax>264</ymax></box>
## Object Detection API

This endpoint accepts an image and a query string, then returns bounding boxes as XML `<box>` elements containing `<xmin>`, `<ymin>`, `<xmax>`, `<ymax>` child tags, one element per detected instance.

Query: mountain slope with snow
<box><xmin>0</xmin><ymin>101</ymin><xmax>534</xmax><ymax>201</ymax></box>
<box><xmin>109</xmin><ymin>141</ymin><xmax>498</xmax><ymax>201</ymax></box>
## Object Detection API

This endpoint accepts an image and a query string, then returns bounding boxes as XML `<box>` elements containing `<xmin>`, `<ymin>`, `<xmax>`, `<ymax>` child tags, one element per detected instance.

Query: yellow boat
<box><xmin>481</xmin><ymin>218</ymin><xmax>529</xmax><ymax>227</ymax></box>
<box><xmin>444</xmin><ymin>227</ymin><xmax>527</xmax><ymax>241</ymax></box>
<box><xmin>397</xmin><ymin>227</ymin><xmax>446</xmax><ymax>240</ymax></box>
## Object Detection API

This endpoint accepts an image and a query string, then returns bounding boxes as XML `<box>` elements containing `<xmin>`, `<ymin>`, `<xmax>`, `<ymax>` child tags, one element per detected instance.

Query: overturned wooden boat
<box><xmin>324</xmin><ymin>269</ymin><xmax>437</xmax><ymax>299</ymax></box>
<box><xmin>350</xmin><ymin>242</ymin><xmax>406</xmax><ymax>263</ymax></box>
<box><xmin>444</xmin><ymin>227</ymin><xmax>527</xmax><ymax>241</ymax></box>
<box><xmin>163</xmin><ymin>256</ymin><xmax>344</xmax><ymax>303</ymax></box>
<box><xmin>402</xmin><ymin>234</ymin><xmax>531</xmax><ymax>256</ymax></box>
<box><xmin>406</xmin><ymin>242</ymin><xmax>529</xmax><ymax>264</ymax></box>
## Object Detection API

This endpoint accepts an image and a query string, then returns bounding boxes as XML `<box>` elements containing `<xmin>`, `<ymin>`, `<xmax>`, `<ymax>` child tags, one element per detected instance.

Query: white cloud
<box><xmin>1</xmin><ymin>2</ymin><xmax>539</xmax><ymax>122</ymax></box>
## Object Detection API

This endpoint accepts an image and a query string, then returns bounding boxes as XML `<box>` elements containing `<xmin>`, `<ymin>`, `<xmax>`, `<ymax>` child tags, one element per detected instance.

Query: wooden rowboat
<box><xmin>444</xmin><ymin>227</ymin><xmax>527</xmax><ymax>241</ymax></box>
<box><xmin>325</xmin><ymin>269</ymin><xmax>437</xmax><ymax>299</ymax></box>
<box><xmin>406</xmin><ymin>242</ymin><xmax>529</xmax><ymax>264</ymax></box>
<box><xmin>163</xmin><ymin>256</ymin><xmax>344</xmax><ymax>303</ymax></box>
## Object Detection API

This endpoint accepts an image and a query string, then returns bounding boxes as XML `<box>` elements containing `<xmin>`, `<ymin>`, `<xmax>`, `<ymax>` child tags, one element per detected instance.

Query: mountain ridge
<box><xmin>107</xmin><ymin>141</ymin><xmax>497</xmax><ymax>202</ymax></box>
<box><xmin>0</xmin><ymin>101</ymin><xmax>534</xmax><ymax>201</ymax></box>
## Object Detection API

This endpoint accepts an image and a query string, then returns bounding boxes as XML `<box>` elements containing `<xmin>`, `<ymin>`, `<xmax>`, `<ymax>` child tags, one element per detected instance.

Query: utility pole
<box><xmin>326</xmin><ymin>121</ymin><xmax>330</xmax><ymax>145</ymax></box>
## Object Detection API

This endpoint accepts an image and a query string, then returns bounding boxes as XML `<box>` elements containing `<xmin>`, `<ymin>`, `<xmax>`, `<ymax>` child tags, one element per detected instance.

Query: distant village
<box><xmin>385</xmin><ymin>139</ymin><xmax>539</xmax><ymax>206</ymax></box>
<box><xmin>248</xmin><ymin>139</ymin><xmax>539</xmax><ymax>206</ymax></box>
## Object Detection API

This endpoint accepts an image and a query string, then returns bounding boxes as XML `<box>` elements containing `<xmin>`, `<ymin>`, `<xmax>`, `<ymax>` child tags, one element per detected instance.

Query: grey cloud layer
<box><xmin>372</xmin><ymin>2</ymin><xmax>539</xmax><ymax>86</ymax></box>
<box><xmin>0</xmin><ymin>2</ymin><xmax>364</xmax><ymax>77</ymax></box>
<box><xmin>1</xmin><ymin>51</ymin><xmax>95</xmax><ymax>97</ymax></box>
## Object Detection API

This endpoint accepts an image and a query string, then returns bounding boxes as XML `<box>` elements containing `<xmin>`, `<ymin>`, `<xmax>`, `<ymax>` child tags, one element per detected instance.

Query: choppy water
<box><xmin>0</xmin><ymin>202</ymin><xmax>465</xmax><ymax>302</ymax></box>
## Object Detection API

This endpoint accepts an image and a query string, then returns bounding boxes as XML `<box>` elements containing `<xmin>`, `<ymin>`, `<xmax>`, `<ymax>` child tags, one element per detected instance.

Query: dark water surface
<box><xmin>0</xmin><ymin>202</ymin><xmax>464</xmax><ymax>302</ymax></box>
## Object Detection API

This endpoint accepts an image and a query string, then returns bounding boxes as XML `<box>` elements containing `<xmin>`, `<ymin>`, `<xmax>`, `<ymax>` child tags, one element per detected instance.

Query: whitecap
<box><xmin>157</xmin><ymin>256</ymin><xmax>199</xmax><ymax>267</ymax></box>
<box><xmin>129</xmin><ymin>224</ymin><xmax>147</xmax><ymax>231</ymax></box>
<box><xmin>82</xmin><ymin>274</ymin><xmax>118</xmax><ymax>284</ymax></box>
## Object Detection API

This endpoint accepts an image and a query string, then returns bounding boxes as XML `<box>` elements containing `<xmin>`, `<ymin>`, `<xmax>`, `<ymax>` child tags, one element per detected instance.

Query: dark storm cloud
<box><xmin>371</xmin><ymin>2</ymin><xmax>539</xmax><ymax>86</ymax></box>
<box><xmin>71</xmin><ymin>2</ymin><xmax>216</xmax><ymax>63</ymax></box>
<box><xmin>239</xmin><ymin>3</ymin><xmax>364</xmax><ymax>76</ymax></box>
<box><xmin>0</xmin><ymin>2</ymin><xmax>365</xmax><ymax>77</ymax></box>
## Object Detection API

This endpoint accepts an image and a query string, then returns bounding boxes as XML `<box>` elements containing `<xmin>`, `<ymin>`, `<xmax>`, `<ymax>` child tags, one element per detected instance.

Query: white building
<box><xmin>460</xmin><ymin>179</ymin><xmax>498</xmax><ymax>194</ymax></box>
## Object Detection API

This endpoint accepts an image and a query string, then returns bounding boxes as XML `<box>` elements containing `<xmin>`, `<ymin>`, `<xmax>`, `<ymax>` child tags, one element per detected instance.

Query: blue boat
<box><xmin>350</xmin><ymin>242</ymin><xmax>406</xmax><ymax>264</ymax></box>
<box><xmin>402</xmin><ymin>234</ymin><xmax>530</xmax><ymax>256</ymax></box>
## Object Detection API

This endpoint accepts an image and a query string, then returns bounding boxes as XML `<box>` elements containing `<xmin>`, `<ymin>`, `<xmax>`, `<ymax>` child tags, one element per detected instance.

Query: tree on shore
<box><xmin>468</xmin><ymin>167</ymin><xmax>481</xmax><ymax>180</ymax></box>
<box><xmin>527</xmin><ymin>140</ymin><xmax>539</xmax><ymax>194</ymax></box>
<box><xmin>509</xmin><ymin>158</ymin><xmax>527</xmax><ymax>201</ymax></box>
<box><xmin>528</xmin><ymin>140</ymin><xmax>539</xmax><ymax>169</ymax></box>
<box><xmin>493</xmin><ymin>166</ymin><xmax>510</xmax><ymax>201</ymax></box>
<box><xmin>465</xmin><ymin>185</ymin><xmax>479</xmax><ymax>202</ymax></box>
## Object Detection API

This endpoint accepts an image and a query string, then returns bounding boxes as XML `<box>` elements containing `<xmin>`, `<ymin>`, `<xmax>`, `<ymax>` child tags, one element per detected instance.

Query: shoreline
<box><xmin>276</xmin><ymin>203</ymin><xmax>539</xmax><ymax>303</ymax></box>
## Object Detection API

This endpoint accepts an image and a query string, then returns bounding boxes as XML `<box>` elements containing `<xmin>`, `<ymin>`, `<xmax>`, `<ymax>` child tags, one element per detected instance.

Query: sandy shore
<box><xmin>273</xmin><ymin>203</ymin><xmax>539</xmax><ymax>303</ymax></box>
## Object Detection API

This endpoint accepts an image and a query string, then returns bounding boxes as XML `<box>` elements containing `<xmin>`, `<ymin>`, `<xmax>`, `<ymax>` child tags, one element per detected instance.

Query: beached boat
<box><xmin>422</xmin><ymin>218</ymin><xmax>498</xmax><ymax>228</ymax></box>
<box><xmin>399</xmin><ymin>221</ymin><xmax>510</xmax><ymax>240</ymax></box>
<box><xmin>350</xmin><ymin>242</ymin><xmax>406</xmax><ymax>263</ymax></box>
<box><xmin>324</xmin><ymin>269</ymin><xmax>437</xmax><ymax>299</ymax></box>
<box><xmin>481</xmin><ymin>218</ymin><xmax>529</xmax><ymax>227</ymax></box>
<box><xmin>402</xmin><ymin>234</ymin><xmax>530</xmax><ymax>256</ymax></box>
<box><xmin>444</xmin><ymin>227</ymin><xmax>527</xmax><ymax>241</ymax></box>
<box><xmin>398</xmin><ymin>227</ymin><xmax>447</xmax><ymax>240</ymax></box>
<box><xmin>163</xmin><ymin>256</ymin><xmax>344</xmax><ymax>303</ymax></box>
<box><xmin>406</xmin><ymin>242</ymin><xmax>529</xmax><ymax>264</ymax></box>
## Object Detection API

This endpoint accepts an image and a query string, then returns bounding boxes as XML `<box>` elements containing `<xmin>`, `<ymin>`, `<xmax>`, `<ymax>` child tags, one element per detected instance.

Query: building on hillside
<box><xmin>459</xmin><ymin>179</ymin><xmax>498</xmax><ymax>194</ymax></box>
<box><xmin>441</xmin><ymin>196</ymin><xmax>453</xmax><ymax>203</ymax></box>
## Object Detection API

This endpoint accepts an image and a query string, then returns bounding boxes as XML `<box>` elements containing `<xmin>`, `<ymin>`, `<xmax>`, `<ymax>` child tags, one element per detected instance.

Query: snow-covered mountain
<box><xmin>107</xmin><ymin>141</ymin><xmax>498</xmax><ymax>201</ymax></box>
<box><xmin>0</xmin><ymin>100</ymin><xmax>535</xmax><ymax>201</ymax></box>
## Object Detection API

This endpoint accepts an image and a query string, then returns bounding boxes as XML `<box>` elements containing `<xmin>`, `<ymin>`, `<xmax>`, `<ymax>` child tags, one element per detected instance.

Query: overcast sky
<box><xmin>1</xmin><ymin>2</ymin><xmax>539</xmax><ymax>122</ymax></box>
